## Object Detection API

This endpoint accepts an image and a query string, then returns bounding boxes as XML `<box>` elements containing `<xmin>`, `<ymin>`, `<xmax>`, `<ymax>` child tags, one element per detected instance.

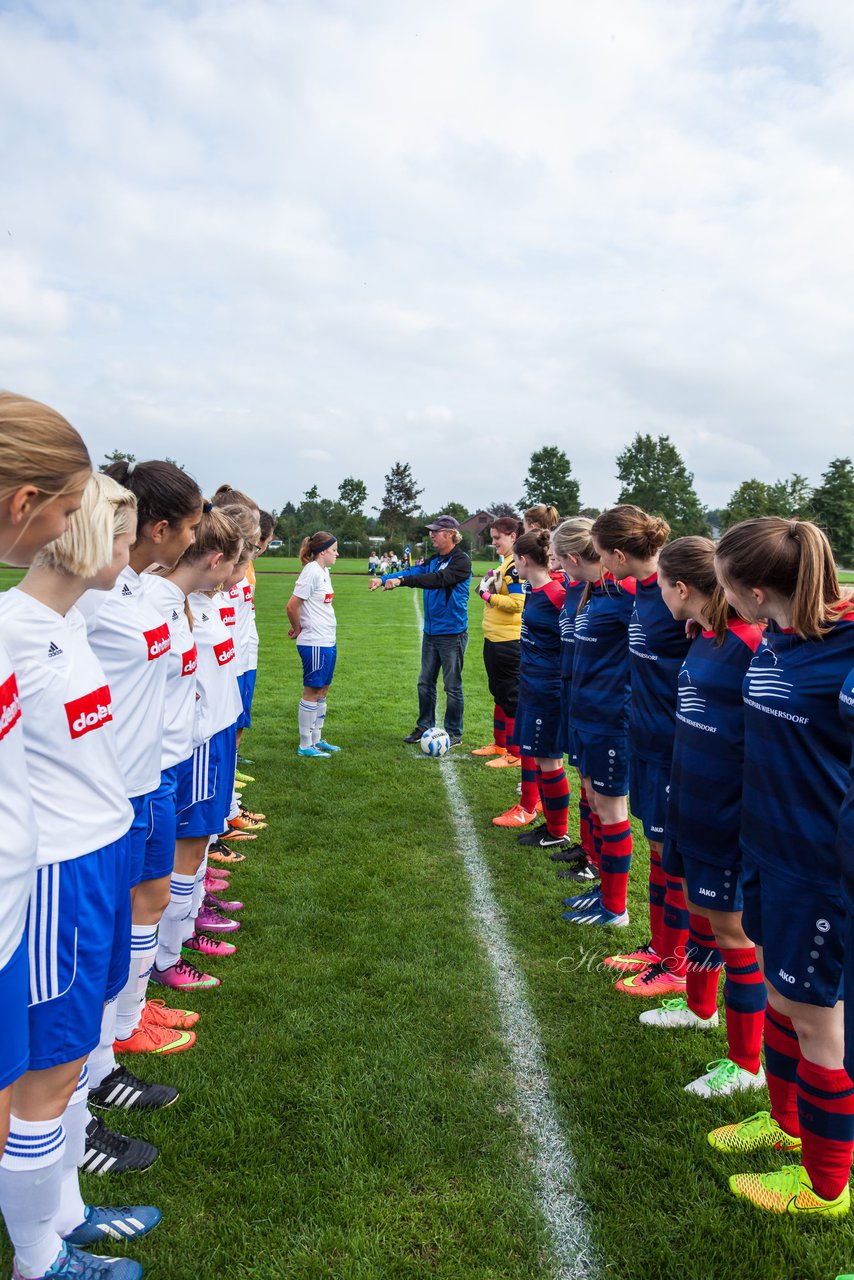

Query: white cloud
<box><xmin>0</xmin><ymin>1</ymin><xmax>852</xmax><ymax>513</ymax></box>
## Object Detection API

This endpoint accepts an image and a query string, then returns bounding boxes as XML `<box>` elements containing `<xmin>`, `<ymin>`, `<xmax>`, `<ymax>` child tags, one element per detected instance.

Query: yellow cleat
<box><xmin>708</xmin><ymin>1110</ymin><xmax>801</xmax><ymax>1155</ymax></box>
<box><xmin>729</xmin><ymin>1164</ymin><xmax>849</xmax><ymax>1216</ymax></box>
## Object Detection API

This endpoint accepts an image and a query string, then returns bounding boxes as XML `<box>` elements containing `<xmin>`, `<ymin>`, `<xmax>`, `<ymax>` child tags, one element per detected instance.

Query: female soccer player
<box><xmin>78</xmin><ymin>460</ymin><xmax>203</xmax><ymax>1076</ymax></box>
<box><xmin>509</xmin><ymin>530</ymin><xmax>571</xmax><ymax>851</ymax></box>
<box><xmin>705</xmin><ymin>518</ymin><xmax>854</xmax><ymax>1217</ymax></box>
<box><xmin>473</xmin><ymin>516</ymin><xmax>523</xmax><ymax>771</ymax></box>
<box><xmin>0</xmin><ymin>393</ymin><xmax>91</xmax><ymax>1161</ymax></box>
<box><xmin>287</xmin><ymin>532</ymin><xmax>340</xmax><ymax>758</ymax></box>
<box><xmin>637</xmin><ymin>537</ymin><xmax>767</xmax><ymax>1099</ymax></box>
<box><xmin>0</xmin><ymin>472</ymin><xmax>156</xmax><ymax>1280</ymax></box>
<box><xmin>151</xmin><ymin>507</ymin><xmax>244</xmax><ymax>992</ymax></box>
<box><xmin>552</xmin><ymin>519</ymin><xmax>635</xmax><ymax>918</ymax></box>
<box><xmin>591</xmin><ymin>506</ymin><xmax>691</xmax><ymax>996</ymax></box>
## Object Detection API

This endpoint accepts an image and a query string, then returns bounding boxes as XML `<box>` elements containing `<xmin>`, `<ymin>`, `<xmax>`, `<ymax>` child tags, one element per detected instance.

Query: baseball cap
<box><xmin>425</xmin><ymin>514</ymin><xmax>461</xmax><ymax>531</ymax></box>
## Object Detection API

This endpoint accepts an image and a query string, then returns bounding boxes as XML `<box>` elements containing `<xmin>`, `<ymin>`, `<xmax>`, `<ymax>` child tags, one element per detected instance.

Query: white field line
<box><xmin>412</xmin><ymin>594</ymin><xmax>596</xmax><ymax>1280</ymax></box>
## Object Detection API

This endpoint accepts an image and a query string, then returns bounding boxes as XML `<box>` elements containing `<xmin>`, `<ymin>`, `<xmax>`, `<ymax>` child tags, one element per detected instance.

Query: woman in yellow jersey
<box><xmin>473</xmin><ymin>516</ymin><xmax>525</xmax><ymax>777</ymax></box>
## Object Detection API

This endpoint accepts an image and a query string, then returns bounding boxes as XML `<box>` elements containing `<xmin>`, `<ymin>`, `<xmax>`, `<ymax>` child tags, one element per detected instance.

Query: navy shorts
<box><xmin>629</xmin><ymin>754</ymin><xmax>670</xmax><ymax>842</ymax></box>
<box><xmin>663</xmin><ymin>842</ymin><xmax>744</xmax><ymax>913</ymax></box>
<box><xmin>237</xmin><ymin>668</ymin><xmax>257</xmax><ymax>730</ymax></box>
<box><xmin>26</xmin><ymin>832</ymin><xmax>133</xmax><ymax>1069</ymax></box>
<box><xmin>559</xmin><ymin>682</ymin><xmax>578</xmax><ymax>764</ymax></box>
<box><xmin>0</xmin><ymin>936</ymin><xmax>29</xmax><ymax>1089</ymax></box>
<box><xmin>576</xmin><ymin>729</ymin><xmax>629</xmax><ymax>797</ymax></box>
<box><xmin>515</xmin><ymin>688</ymin><xmax>563</xmax><ymax>760</ymax></box>
<box><xmin>297</xmin><ymin>644</ymin><xmax>336</xmax><ymax>689</ymax></box>
<box><xmin>141</xmin><ymin>766</ymin><xmax>178</xmax><ymax>882</ymax></box>
<box><xmin>176</xmin><ymin>724</ymin><xmax>237</xmax><ymax>840</ymax></box>
<box><xmin>741</xmin><ymin>859</ymin><xmax>844</xmax><ymax>1007</ymax></box>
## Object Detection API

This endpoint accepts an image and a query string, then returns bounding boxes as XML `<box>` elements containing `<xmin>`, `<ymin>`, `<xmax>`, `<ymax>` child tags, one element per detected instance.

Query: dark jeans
<box><xmin>417</xmin><ymin>630</ymin><xmax>468</xmax><ymax>737</ymax></box>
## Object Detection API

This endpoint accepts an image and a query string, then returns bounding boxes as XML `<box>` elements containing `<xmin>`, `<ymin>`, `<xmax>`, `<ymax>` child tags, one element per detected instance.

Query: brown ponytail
<box><xmin>592</xmin><ymin>504</ymin><xmax>670</xmax><ymax>559</ymax></box>
<box><xmin>514</xmin><ymin>528</ymin><xmax>551</xmax><ymax>567</ymax></box>
<box><xmin>300</xmin><ymin>531</ymin><xmax>337</xmax><ymax>566</ymax></box>
<box><xmin>524</xmin><ymin>504</ymin><xmax>560</xmax><ymax>532</ymax></box>
<box><xmin>659</xmin><ymin>537</ymin><xmax>731</xmax><ymax>644</ymax></box>
<box><xmin>715</xmin><ymin>517</ymin><xmax>841</xmax><ymax>640</ymax></box>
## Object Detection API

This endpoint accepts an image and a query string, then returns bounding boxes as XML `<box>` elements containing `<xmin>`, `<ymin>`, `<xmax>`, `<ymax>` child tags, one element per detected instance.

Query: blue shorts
<box><xmin>663</xmin><ymin>842</ymin><xmax>744</xmax><ymax>913</ymax></box>
<box><xmin>141</xmin><ymin>767</ymin><xmax>178</xmax><ymax>882</ymax></box>
<box><xmin>297</xmin><ymin>644</ymin><xmax>336</xmax><ymax>689</ymax></box>
<box><xmin>26</xmin><ymin>832</ymin><xmax>133</xmax><ymax>1069</ymax></box>
<box><xmin>515</xmin><ymin>688</ymin><xmax>563</xmax><ymax>760</ymax></box>
<box><xmin>176</xmin><ymin>725</ymin><xmax>237</xmax><ymax>840</ymax></box>
<box><xmin>0</xmin><ymin>936</ymin><xmax>29</xmax><ymax>1089</ymax></box>
<box><xmin>629</xmin><ymin>754</ymin><xmax>670</xmax><ymax>842</ymax></box>
<box><xmin>127</xmin><ymin>792</ymin><xmax>152</xmax><ymax>888</ymax></box>
<box><xmin>576</xmin><ymin>729</ymin><xmax>629</xmax><ymax>797</ymax></box>
<box><xmin>237</xmin><ymin>668</ymin><xmax>257</xmax><ymax>731</ymax></box>
<box><xmin>741</xmin><ymin>859</ymin><xmax>844</xmax><ymax>1007</ymax></box>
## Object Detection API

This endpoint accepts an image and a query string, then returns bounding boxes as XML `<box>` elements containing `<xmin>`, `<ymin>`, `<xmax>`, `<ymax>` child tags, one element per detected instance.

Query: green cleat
<box><xmin>708</xmin><ymin>1110</ymin><xmax>801</xmax><ymax>1155</ymax></box>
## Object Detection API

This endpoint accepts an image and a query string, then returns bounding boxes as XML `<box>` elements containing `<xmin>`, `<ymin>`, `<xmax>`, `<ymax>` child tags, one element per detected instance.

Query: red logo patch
<box><xmin>229</xmin><ymin>585</ymin><xmax>240</xmax><ymax>599</ymax></box>
<box><xmin>243</xmin><ymin>585</ymin><xmax>253</xmax><ymax>603</ymax></box>
<box><xmin>219</xmin><ymin>606</ymin><xmax>236</xmax><ymax>628</ymax></box>
<box><xmin>144</xmin><ymin>622</ymin><xmax>171</xmax><ymax>661</ymax></box>
<box><xmin>181</xmin><ymin>645</ymin><xmax>198</xmax><ymax>677</ymax></box>
<box><xmin>65</xmin><ymin>685</ymin><xmax>113</xmax><ymax>740</ymax></box>
<box><xmin>214</xmin><ymin>638</ymin><xmax>235</xmax><ymax>667</ymax></box>
<box><xmin>324</xmin><ymin>593</ymin><xmax>334</xmax><ymax>605</ymax></box>
<box><xmin>0</xmin><ymin>672</ymin><xmax>22</xmax><ymax>743</ymax></box>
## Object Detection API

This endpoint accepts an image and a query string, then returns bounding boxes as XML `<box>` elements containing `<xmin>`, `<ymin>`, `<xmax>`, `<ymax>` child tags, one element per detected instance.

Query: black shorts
<box><xmin>483</xmin><ymin>638</ymin><xmax>520</xmax><ymax>718</ymax></box>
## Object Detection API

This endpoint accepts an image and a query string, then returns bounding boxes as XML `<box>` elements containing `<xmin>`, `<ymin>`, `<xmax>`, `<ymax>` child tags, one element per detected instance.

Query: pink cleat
<box><xmin>150</xmin><ymin>957</ymin><xmax>221</xmax><ymax>990</ymax></box>
<box><xmin>203</xmin><ymin>891</ymin><xmax>244</xmax><ymax>913</ymax></box>
<box><xmin>183</xmin><ymin>932</ymin><xmax>236</xmax><ymax>958</ymax></box>
<box><xmin>194</xmin><ymin>906</ymin><xmax>240</xmax><ymax>934</ymax></box>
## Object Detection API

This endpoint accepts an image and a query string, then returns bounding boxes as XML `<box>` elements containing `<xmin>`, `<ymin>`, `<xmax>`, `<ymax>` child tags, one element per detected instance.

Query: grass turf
<box><xmin>1</xmin><ymin>568</ymin><xmax>853</xmax><ymax>1278</ymax></box>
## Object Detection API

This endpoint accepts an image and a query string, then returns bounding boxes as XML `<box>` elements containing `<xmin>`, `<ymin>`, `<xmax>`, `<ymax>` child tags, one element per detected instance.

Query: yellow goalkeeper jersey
<box><xmin>481</xmin><ymin>552</ymin><xmax>524</xmax><ymax>642</ymax></box>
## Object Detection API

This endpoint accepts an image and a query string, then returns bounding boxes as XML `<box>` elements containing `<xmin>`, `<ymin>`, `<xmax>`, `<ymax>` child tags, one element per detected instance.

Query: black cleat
<box><xmin>89</xmin><ymin>1065</ymin><xmax>179</xmax><ymax>1112</ymax></box>
<box><xmin>518</xmin><ymin>828</ymin><xmax>573</xmax><ymax>850</ymax></box>
<box><xmin>80</xmin><ymin>1115</ymin><xmax>159</xmax><ymax>1175</ymax></box>
<box><xmin>403</xmin><ymin>729</ymin><xmax>423</xmax><ymax>744</ymax></box>
<box><xmin>549</xmin><ymin>843</ymin><xmax>586</xmax><ymax>862</ymax></box>
<box><xmin>557</xmin><ymin>859</ymin><xmax>600</xmax><ymax>883</ymax></box>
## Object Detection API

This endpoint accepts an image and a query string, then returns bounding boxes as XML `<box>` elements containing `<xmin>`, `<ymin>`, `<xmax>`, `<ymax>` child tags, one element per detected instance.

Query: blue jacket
<box><xmin>382</xmin><ymin>546</ymin><xmax>472</xmax><ymax>635</ymax></box>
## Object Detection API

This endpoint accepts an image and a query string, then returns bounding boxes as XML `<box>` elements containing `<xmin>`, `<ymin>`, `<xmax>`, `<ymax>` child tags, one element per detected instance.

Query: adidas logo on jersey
<box><xmin>0</xmin><ymin>673</ymin><xmax>22</xmax><ymax>742</ymax></box>
<box><xmin>121</xmin><ymin>584</ymin><xmax>133</xmax><ymax>597</ymax></box>
<box><xmin>47</xmin><ymin>641</ymin><xmax>63</xmax><ymax>659</ymax></box>
<box><xmin>171</xmin><ymin>609</ymin><xmax>180</xmax><ymax>621</ymax></box>
<box><xmin>201</xmin><ymin>613</ymin><xmax>210</xmax><ymax>622</ymax></box>
<box><xmin>65</xmin><ymin>685</ymin><xmax>113</xmax><ymax>739</ymax></box>
<box><xmin>144</xmin><ymin>623</ymin><xmax>171</xmax><ymax>660</ymax></box>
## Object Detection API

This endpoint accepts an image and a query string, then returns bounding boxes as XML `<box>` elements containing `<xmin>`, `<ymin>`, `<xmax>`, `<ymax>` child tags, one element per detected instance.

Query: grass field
<box><xmin>1</xmin><ymin>568</ymin><xmax>854</xmax><ymax>1279</ymax></box>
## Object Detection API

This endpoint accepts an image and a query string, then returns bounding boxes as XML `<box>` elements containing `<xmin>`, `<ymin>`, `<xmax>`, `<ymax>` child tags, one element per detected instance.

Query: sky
<box><xmin>1</xmin><ymin>0</ymin><xmax>853</xmax><ymax>518</ymax></box>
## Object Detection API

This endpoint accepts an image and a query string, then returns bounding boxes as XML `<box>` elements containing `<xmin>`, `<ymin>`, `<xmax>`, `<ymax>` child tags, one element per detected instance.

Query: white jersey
<box><xmin>293</xmin><ymin>561</ymin><xmax>336</xmax><ymax>646</ymax></box>
<box><xmin>220</xmin><ymin>587</ymin><xmax>244</xmax><ymax>676</ymax></box>
<box><xmin>143</xmin><ymin>575</ymin><xmax>198</xmax><ymax>770</ymax></box>
<box><xmin>76</xmin><ymin>566</ymin><xmax>171</xmax><ymax>797</ymax></box>
<box><xmin>0</xmin><ymin>639</ymin><xmax>39</xmax><ymax>970</ymax></box>
<box><xmin>0</xmin><ymin>590</ymin><xmax>133</xmax><ymax>866</ymax></box>
<box><xmin>235</xmin><ymin>577</ymin><xmax>258</xmax><ymax>673</ymax></box>
<box><xmin>188</xmin><ymin>592</ymin><xmax>243</xmax><ymax>745</ymax></box>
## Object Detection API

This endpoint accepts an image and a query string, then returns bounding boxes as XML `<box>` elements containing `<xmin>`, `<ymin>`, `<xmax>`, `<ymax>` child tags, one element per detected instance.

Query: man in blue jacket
<box><xmin>370</xmin><ymin>515</ymin><xmax>472</xmax><ymax>744</ymax></box>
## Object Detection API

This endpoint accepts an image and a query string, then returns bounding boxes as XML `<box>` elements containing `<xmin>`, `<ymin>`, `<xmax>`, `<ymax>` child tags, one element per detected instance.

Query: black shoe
<box><xmin>80</xmin><ymin>1115</ymin><xmax>159</xmax><ymax>1175</ymax></box>
<box><xmin>521</xmin><ymin>829</ymin><xmax>572</xmax><ymax>850</ymax></box>
<box><xmin>517</xmin><ymin>823</ymin><xmax>548</xmax><ymax>845</ymax></box>
<box><xmin>447</xmin><ymin>734</ymin><xmax>462</xmax><ymax>747</ymax></box>
<box><xmin>557</xmin><ymin>859</ymin><xmax>600</xmax><ymax>883</ymax></box>
<box><xmin>89</xmin><ymin>1065</ymin><xmax>179</xmax><ymax>1112</ymax></box>
<box><xmin>403</xmin><ymin>729</ymin><xmax>424</xmax><ymax>744</ymax></box>
<box><xmin>549</xmin><ymin>843</ymin><xmax>586</xmax><ymax>863</ymax></box>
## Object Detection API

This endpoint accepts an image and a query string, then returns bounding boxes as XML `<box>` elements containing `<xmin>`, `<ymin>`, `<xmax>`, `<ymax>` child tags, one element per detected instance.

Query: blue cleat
<box><xmin>565</xmin><ymin>905</ymin><xmax>630</xmax><ymax>927</ymax></box>
<box><xmin>14</xmin><ymin>1240</ymin><xmax>144</xmax><ymax>1279</ymax></box>
<box><xmin>315</xmin><ymin>740</ymin><xmax>341</xmax><ymax>752</ymax></box>
<box><xmin>64</xmin><ymin>1203</ymin><xmax>162</xmax><ymax>1247</ymax></box>
<box><xmin>297</xmin><ymin>746</ymin><xmax>331</xmax><ymax>758</ymax></box>
<box><xmin>561</xmin><ymin>890</ymin><xmax>602</xmax><ymax>912</ymax></box>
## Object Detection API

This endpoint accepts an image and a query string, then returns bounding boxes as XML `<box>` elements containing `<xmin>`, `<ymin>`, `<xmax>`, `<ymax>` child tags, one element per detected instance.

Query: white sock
<box><xmin>311</xmin><ymin>698</ymin><xmax>328</xmax><ymax>745</ymax></box>
<box><xmin>183</xmin><ymin>856</ymin><xmax>208</xmax><ymax>942</ymax></box>
<box><xmin>227</xmin><ymin>788</ymin><xmax>239</xmax><ymax>822</ymax></box>
<box><xmin>156</xmin><ymin>873</ymin><xmax>195</xmax><ymax>969</ymax></box>
<box><xmin>52</xmin><ymin>1068</ymin><xmax>88</xmax><ymax>1237</ymax></box>
<box><xmin>115</xmin><ymin>923</ymin><xmax>159</xmax><ymax>1041</ymax></box>
<box><xmin>298</xmin><ymin>698</ymin><xmax>317</xmax><ymax>748</ymax></box>
<box><xmin>86</xmin><ymin>997</ymin><xmax>118</xmax><ymax>1091</ymax></box>
<box><xmin>0</xmin><ymin>1114</ymin><xmax>66</xmax><ymax>1277</ymax></box>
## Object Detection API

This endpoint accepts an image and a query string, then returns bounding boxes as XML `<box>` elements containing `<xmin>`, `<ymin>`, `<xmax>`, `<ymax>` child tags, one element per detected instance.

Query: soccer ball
<box><xmin>420</xmin><ymin>728</ymin><xmax>451</xmax><ymax>757</ymax></box>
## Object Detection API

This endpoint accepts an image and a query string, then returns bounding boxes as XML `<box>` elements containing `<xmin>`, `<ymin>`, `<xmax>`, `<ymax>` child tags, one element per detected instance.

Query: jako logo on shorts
<box><xmin>214</xmin><ymin>639</ymin><xmax>235</xmax><ymax>666</ymax></box>
<box><xmin>65</xmin><ymin>685</ymin><xmax>113</xmax><ymax>739</ymax></box>
<box><xmin>182</xmin><ymin>646</ymin><xmax>198</xmax><ymax>676</ymax></box>
<box><xmin>144</xmin><ymin>623</ymin><xmax>172</xmax><ymax>661</ymax></box>
<box><xmin>0</xmin><ymin>672</ymin><xmax>22</xmax><ymax>742</ymax></box>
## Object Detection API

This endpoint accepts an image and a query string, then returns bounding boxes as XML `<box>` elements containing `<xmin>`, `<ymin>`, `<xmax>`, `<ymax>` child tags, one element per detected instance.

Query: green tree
<box><xmin>338</xmin><ymin>476</ymin><xmax>368</xmax><ymax>516</ymax></box>
<box><xmin>100</xmin><ymin>449</ymin><xmax>135</xmax><ymax>472</ymax></box>
<box><xmin>486</xmin><ymin>500</ymin><xmax>519</xmax><ymax>519</ymax></box>
<box><xmin>722</xmin><ymin>473</ymin><xmax>814</xmax><ymax>530</ymax></box>
<box><xmin>811</xmin><ymin>457</ymin><xmax>854</xmax><ymax>564</ymax></box>
<box><xmin>723</xmin><ymin>479</ymin><xmax>772</xmax><ymax>528</ymax></box>
<box><xmin>376</xmin><ymin>461</ymin><xmax>424</xmax><ymax>537</ymax></box>
<box><xmin>432</xmin><ymin>501</ymin><xmax>470</xmax><ymax>525</ymax></box>
<box><xmin>616</xmin><ymin>433</ymin><xmax>707</xmax><ymax>537</ymax></box>
<box><xmin>520</xmin><ymin>446</ymin><xmax>580</xmax><ymax>515</ymax></box>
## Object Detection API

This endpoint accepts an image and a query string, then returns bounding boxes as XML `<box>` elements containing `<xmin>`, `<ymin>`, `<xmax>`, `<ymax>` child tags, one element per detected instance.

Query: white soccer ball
<box><xmin>420</xmin><ymin>728</ymin><xmax>451</xmax><ymax>757</ymax></box>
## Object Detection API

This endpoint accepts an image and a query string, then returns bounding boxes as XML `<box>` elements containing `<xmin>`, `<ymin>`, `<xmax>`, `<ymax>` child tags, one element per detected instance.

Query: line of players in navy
<box><xmin>0</xmin><ymin>393</ymin><xmax>276</xmax><ymax>1279</ymax></box>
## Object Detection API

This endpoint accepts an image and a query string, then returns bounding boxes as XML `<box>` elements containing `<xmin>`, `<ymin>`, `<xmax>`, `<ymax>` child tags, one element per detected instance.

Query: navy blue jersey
<box><xmin>570</xmin><ymin>575</ymin><xmax>635</xmax><ymax>735</ymax></box>
<box><xmin>519</xmin><ymin>579</ymin><xmax>565</xmax><ymax>696</ymax></box>
<box><xmin>741</xmin><ymin>615</ymin><xmax>854</xmax><ymax>891</ymax></box>
<box><xmin>559</xmin><ymin>579</ymin><xmax>586</xmax><ymax>681</ymax></box>
<box><xmin>629</xmin><ymin>573</ymin><xmax>692</xmax><ymax>764</ymax></box>
<box><xmin>666</xmin><ymin>620</ymin><xmax>763</xmax><ymax>864</ymax></box>
<box><xmin>835</xmin><ymin>663</ymin><xmax>854</xmax><ymax>908</ymax></box>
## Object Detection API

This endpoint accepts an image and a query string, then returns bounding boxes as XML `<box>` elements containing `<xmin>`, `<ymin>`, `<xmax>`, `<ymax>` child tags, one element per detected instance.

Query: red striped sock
<box><xmin>578</xmin><ymin>787</ymin><xmax>593</xmax><ymax>860</ymax></box>
<box><xmin>493</xmin><ymin>705</ymin><xmax>507</xmax><ymax>749</ymax></box>
<box><xmin>520</xmin><ymin>757</ymin><xmax>538</xmax><ymax>811</ymax></box>
<box><xmin>505</xmin><ymin>717</ymin><xmax>519</xmax><ymax>759</ymax></box>
<box><xmin>660</xmin><ymin>874</ymin><xmax>690</xmax><ymax>978</ymax></box>
<box><xmin>685</xmin><ymin>915</ymin><xmax>722</xmax><ymax>1020</ymax></box>
<box><xmin>719</xmin><ymin>944</ymin><xmax>765</xmax><ymax>1074</ymax></box>
<box><xmin>797</xmin><ymin>1058</ymin><xmax>854</xmax><ymax>1201</ymax></box>
<box><xmin>539</xmin><ymin>766</ymin><xmax>569</xmax><ymax>838</ymax></box>
<box><xmin>648</xmin><ymin>848</ymin><xmax>667</xmax><ymax>961</ymax></box>
<box><xmin>590</xmin><ymin>812</ymin><xmax>603</xmax><ymax>872</ymax></box>
<box><xmin>764</xmin><ymin>1008</ymin><xmax>801</xmax><ymax>1137</ymax></box>
<box><xmin>599</xmin><ymin>819</ymin><xmax>632</xmax><ymax>915</ymax></box>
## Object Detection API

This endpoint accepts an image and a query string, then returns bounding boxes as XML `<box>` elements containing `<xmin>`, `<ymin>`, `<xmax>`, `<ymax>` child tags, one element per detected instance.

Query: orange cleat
<box><xmin>142</xmin><ymin>998</ymin><xmax>200</xmax><ymax>1031</ymax></box>
<box><xmin>472</xmin><ymin>743</ymin><xmax>505</xmax><ymax>756</ymax></box>
<box><xmin>485</xmin><ymin>752</ymin><xmax>521</xmax><ymax>769</ymax></box>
